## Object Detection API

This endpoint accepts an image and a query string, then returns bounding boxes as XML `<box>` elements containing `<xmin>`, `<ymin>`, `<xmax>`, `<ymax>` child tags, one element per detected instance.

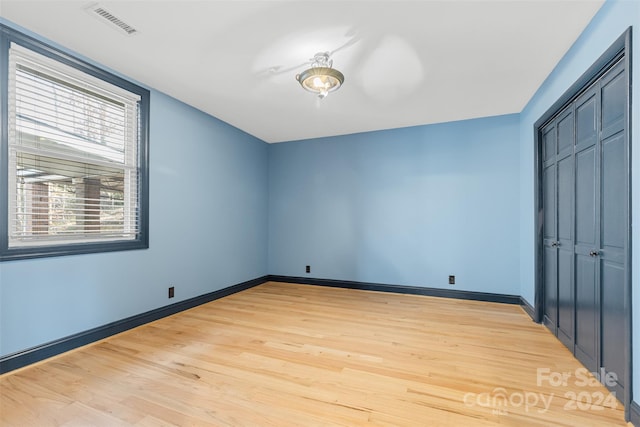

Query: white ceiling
<box><xmin>0</xmin><ymin>1</ymin><xmax>604</xmax><ymax>143</ymax></box>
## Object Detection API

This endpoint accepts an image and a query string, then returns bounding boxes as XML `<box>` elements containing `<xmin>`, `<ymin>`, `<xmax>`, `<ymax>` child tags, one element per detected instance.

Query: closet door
<box><xmin>542</xmin><ymin>124</ymin><xmax>558</xmax><ymax>332</ymax></box>
<box><xmin>556</xmin><ymin>109</ymin><xmax>575</xmax><ymax>349</ymax></box>
<box><xmin>542</xmin><ymin>106</ymin><xmax>574</xmax><ymax>347</ymax></box>
<box><xmin>599</xmin><ymin>60</ymin><xmax>627</xmax><ymax>398</ymax></box>
<box><xmin>538</xmin><ymin>38</ymin><xmax>630</xmax><ymax>411</ymax></box>
<box><xmin>574</xmin><ymin>86</ymin><xmax>599</xmax><ymax>374</ymax></box>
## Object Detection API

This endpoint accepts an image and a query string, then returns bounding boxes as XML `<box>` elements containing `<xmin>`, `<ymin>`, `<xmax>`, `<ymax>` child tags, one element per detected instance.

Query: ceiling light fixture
<box><xmin>296</xmin><ymin>52</ymin><xmax>344</xmax><ymax>99</ymax></box>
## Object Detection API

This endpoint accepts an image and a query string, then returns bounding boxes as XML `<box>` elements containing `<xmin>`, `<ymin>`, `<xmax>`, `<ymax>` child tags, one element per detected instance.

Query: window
<box><xmin>1</xmin><ymin>25</ymin><xmax>149</xmax><ymax>260</ymax></box>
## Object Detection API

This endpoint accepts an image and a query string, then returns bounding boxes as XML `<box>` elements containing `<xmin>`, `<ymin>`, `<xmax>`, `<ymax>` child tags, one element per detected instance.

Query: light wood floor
<box><xmin>0</xmin><ymin>281</ymin><xmax>631</xmax><ymax>426</ymax></box>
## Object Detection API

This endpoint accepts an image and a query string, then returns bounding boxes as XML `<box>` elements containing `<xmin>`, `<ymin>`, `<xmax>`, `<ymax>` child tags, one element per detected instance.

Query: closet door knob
<box><xmin>589</xmin><ymin>250</ymin><xmax>600</xmax><ymax>257</ymax></box>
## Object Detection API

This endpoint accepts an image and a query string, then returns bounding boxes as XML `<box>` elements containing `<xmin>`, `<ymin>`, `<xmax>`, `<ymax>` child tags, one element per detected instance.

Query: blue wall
<box><xmin>518</xmin><ymin>0</ymin><xmax>639</xmax><ymax>397</ymax></box>
<box><xmin>269</xmin><ymin>115</ymin><xmax>520</xmax><ymax>295</ymax></box>
<box><xmin>0</xmin><ymin>21</ymin><xmax>269</xmax><ymax>357</ymax></box>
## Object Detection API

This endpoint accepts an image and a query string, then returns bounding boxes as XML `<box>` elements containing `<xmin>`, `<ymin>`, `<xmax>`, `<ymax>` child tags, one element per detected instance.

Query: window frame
<box><xmin>0</xmin><ymin>24</ymin><xmax>149</xmax><ymax>261</ymax></box>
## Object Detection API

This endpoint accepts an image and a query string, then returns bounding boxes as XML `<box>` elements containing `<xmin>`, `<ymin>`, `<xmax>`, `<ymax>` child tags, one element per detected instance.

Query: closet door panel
<box><xmin>576</xmin><ymin>94</ymin><xmax>597</xmax><ymax>148</ymax></box>
<box><xmin>544</xmin><ymin>126</ymin><xmax>557</xmax><ymax>162</ymax></box>
<box><xmin>574</xmin><ymin>133</ymin><xmax>598</xmax><ymax>373</ymax></box>
<box><xmin>557</xmin><ymin>112</ymin><xmax>574</xmax><ymax>156</ymax></box>
<box><xmin>601</xmin><ymin>261</ymin><xmax>625</xmax><ymax>398</ymax></box>
<box><xmin>557</xmin><ymin>249</ymin><xmax>574</xmax><ymax>347</ymax></box>
<box><xmin>575</xmin><ymin>254</ymin><xmax>598</xmax><ymax>372</ymax></box>
<box><xmin>601</xmin><ymin>68</ymin><xmax>625</xmax><ymax>138</ymax></box>
<box><xmin>601</xmin><ymin>132</ymin><xmax>625</xmax><ymax>251</ymax></box>
<box><xmin>557</xmin><ymin>153</ymin><xmax>574</xmax><ymax>346</ymax></box>
<box><xmin>575</xmin><ymin>147</ymin><xmax>596</xmax><ymax>248</ymax></box>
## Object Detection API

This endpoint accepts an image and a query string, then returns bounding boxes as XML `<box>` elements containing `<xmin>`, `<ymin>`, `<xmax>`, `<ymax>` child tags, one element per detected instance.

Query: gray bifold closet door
<box><xmin>542</xmin><ymin>58</ymin><xmax>627</xmax><ymax>401</ymax></box>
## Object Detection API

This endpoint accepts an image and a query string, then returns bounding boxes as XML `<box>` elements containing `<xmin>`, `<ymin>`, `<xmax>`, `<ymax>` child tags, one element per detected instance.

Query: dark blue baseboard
<box><xmin>267</xmin><ymin>275</ymin><xmax>521</xmax><ymax>305</ymax></box>
<box><xmin>520</xmin><ymin>297</ymin><xmax>536</xmax><ymax>320</ymax></box>
<box><xmin>630</xmin><ymin>401</ymin><xmax>640</xmax><ymax>426</ymax></box>
<box><xmin>0</xmin><ymin>275</ymin><xmax>268</xmax><ymax>375</ymax></box>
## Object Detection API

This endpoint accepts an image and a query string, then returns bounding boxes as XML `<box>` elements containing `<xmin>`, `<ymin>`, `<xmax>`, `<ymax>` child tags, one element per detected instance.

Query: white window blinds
<box><xmin>7</xmin><ymin>43</ymin><xmax>142</xmax><ymax>247</ymax></box>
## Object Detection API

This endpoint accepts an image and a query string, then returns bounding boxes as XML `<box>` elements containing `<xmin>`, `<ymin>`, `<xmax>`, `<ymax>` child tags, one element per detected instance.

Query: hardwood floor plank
<box><xmin>0</xmin><ymin>282</ymin><xmax>630</xmax><ymax>426</ymax></box>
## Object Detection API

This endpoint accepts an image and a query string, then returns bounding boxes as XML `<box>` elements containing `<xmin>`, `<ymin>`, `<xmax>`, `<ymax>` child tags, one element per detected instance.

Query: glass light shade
<box><xmin>296</xmin><ymin>67</ymin><xmax>344</xmax><ymax>98</ymax></box>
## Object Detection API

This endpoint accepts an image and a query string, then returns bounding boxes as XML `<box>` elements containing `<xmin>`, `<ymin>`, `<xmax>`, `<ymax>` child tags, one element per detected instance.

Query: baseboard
<box><xmin>0</xmin><ymin>275</ymin><xmax>268</xmax><ymax>375</ymax></box>
<box><xmin>520</xmin><ymin>297</ymin><xmax>536</xmax><ymax>320</ymax></box>
<box><xmin>267</xmin><ymin>275</ymin><xmax>521</xmax><ymax>305</ymax></box>
<box><xmin>630</xmin><ymin>401</ymin><xmax>640</xmax><ymax>426</ymax></box>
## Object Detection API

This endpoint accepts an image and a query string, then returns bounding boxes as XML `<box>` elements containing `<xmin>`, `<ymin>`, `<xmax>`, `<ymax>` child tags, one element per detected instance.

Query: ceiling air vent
<box><xmin>85</xmin><ymin>3</ymin><xmax>138</xmax><ymax>36</ymax></box>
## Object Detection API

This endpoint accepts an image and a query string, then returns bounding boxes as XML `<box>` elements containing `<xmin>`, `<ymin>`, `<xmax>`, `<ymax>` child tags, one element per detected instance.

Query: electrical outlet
<box><xmin>448</xmin><ymin>275</ymin><xmax>455</xmax><ymax>285</ymax></box>
<box><xmin>306</xmin><ymin>265</ymin><xmax>310</xmax><ymax>274</ymax></box>
<box><xmin>168</xmin><ymin>286</ymin><xmax>175</xmax><ymax>298</ymax></box>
